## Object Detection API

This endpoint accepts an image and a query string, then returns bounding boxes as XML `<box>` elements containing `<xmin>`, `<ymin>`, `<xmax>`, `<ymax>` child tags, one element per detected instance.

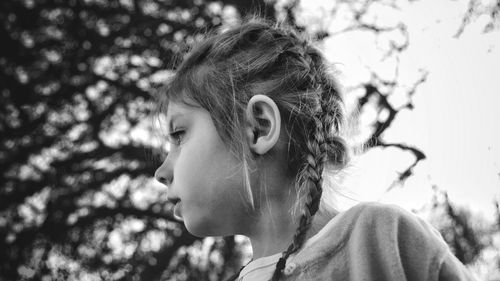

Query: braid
<box><xmin>271</xmin><ymin>112</ymin><xmax>327</xmax><ymax>281</ymax></box>
<box><xmin>304</xmin><ymin>43</ymin><xmax>350</xmax><ymax>166</ymax></box>
<box><xmin>270</xmin><ymin>35</ymin><xmax>349</xmax><ymax>281</ymax></box>
<box><xmin>270</xmin><ymin>43</ymin><xmax>326</xmax><ymax>281</ymax></box>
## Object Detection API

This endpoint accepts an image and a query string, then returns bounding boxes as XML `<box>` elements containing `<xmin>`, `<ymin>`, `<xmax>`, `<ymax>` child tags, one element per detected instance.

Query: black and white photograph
<box><xmin>1</xmin><ymin>0</ymin><xmax>499</xmax><ymax>280</ymax></box>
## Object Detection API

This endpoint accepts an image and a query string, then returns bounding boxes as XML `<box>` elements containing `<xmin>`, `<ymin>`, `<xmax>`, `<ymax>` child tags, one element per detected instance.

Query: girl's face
<box><xmin>155</xmin><ymin>101</ymin><xmax>251</xmax><ymax>237</ymax></box>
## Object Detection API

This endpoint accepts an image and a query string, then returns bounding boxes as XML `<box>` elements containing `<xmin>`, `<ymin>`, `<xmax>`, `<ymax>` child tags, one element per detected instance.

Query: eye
<box><xmin>168</xmin><ymin>130</ymin><xmax>185</xmax><ymax>146</ymax></box>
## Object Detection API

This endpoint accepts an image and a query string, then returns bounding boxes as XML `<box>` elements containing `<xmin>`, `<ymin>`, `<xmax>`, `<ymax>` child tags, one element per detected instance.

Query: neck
<box><xmin>241</xmin><ymin>148</ymin><xmax>330</xmax><ymax>260</ymax></box>
<box><xmin>243</xmin><ymin>178</ymin><xmax>326</xmax><ymax>260</ymax></box>
<box><xmin>247</xmin><ymin>196</ymin><xmax>298</xmax><ymax>259</ymax></box>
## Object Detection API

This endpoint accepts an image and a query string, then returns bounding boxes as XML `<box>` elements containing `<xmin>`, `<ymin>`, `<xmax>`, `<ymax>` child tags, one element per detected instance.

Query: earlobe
<box><xmin>245</xmin><ymin>95</ymin><xmax>281</xmax><ymax>155</ymax></box>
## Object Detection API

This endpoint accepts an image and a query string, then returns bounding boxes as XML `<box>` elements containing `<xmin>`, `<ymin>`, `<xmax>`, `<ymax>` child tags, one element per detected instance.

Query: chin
<box><xmin>185</xmin><ymin>218</ymin><xmax>227</xmax><ymax>237</ymax></box>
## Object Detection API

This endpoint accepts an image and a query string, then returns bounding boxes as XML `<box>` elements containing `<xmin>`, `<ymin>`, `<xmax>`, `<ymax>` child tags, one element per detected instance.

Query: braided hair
<box><xmin>160</xmin><ymin>17</ymin><xmax>350</xmax><ymax>280</ymax></box>
<box><xmin>270</xmin><ymin>38</ymin><xmax>350</xmax><ymax>281</ymax></box>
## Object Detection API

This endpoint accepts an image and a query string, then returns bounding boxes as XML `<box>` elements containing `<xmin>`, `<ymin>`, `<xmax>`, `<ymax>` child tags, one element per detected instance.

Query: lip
<box><xmin>173</xmin><ymin>201</ymin><xmax>183</xmax><ymax>221</ymax></box>
<box><xmin>167</xmin><ymin>196</ymin><xmax>181</xmax><ymax>205</ymax></box>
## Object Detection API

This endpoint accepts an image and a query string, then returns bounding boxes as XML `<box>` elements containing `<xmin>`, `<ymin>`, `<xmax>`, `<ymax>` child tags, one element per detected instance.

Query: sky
<box><xmin>297</xmin><ymin>0</ymin><xmax>500</xmax><ymax>220</ymax></box>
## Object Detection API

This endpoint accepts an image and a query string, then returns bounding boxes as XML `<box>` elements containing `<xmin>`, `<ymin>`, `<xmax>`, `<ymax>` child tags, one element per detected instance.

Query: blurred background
<box><xmin>1</xmin><ymin>0</ymin><xmax>499</xmax><ymax>280</ymax></box>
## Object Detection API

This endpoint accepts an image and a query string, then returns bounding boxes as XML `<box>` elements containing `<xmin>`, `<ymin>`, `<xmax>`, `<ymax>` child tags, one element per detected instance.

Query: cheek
<box><xmin>184</xmin><ymin>164</ymin><xmax>248</xmax><ymax>236</ymax></box>
<box><xmin>174</xmin><ymin>145</ymin><xmax>206</xmax><ymax>187</ymax></box>
<box><xmin>183</xmin><ymin>147</ymin><xmax>244</xmax><ymax>207</ymax></box>
<box><xmin>174</xmin><ymin>140</ymin><xmax>231</xmax><ymax>192</ymax></box>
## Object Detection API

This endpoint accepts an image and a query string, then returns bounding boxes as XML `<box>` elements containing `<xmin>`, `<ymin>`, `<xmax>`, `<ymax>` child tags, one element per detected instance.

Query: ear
<box><xmin>245</xmin><ymin>94</ymin><xmax>281</xmax><ymax>155</ymax></box>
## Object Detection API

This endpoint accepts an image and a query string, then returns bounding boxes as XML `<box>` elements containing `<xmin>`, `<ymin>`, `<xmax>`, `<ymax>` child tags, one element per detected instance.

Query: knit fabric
<box><xmin>236</xmin><ymin>202</ymin><xmax>477</xmax><ymax>281</ymax></box>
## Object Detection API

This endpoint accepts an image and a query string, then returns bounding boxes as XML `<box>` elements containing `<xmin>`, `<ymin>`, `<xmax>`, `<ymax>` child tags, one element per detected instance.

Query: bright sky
<box><xmin>298</xmin><ymin>0</ymin><xmax>500</xmax><ymax>220</ymax></box>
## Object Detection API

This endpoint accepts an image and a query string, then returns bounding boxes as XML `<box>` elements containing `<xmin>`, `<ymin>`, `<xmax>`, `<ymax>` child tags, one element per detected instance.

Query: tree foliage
<box><xmin>0</xmin><ymin>0</ymin><xmax>275</xmax><ymax>280</ymax></box>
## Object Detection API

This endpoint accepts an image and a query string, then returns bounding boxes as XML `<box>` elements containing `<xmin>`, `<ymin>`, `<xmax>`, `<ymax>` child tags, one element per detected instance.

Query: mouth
<box><xmin>167</xmin><ymin>197</ymin><xmax>182</xmax><ymax>221</ymax></box>
<box><xmin>167</xmin><ymin>196</ymin><xmax>180</xmax><ymax>205</ymax></box>
<box><xmin>173</xmin><ymin>201</ymin><xmax>183</xmax><ymax>220</ymax></box>
<box><xmin>167</xmin><ymin>196</ymin><xmax>183</xmax><ymax>222</ymax></box>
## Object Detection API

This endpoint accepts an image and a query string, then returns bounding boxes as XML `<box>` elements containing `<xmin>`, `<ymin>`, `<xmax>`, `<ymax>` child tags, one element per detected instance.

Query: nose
<box><xmin>155</xmin><ymin>153</ymin><xmax>173</xmax><ymax>186</ymax></box>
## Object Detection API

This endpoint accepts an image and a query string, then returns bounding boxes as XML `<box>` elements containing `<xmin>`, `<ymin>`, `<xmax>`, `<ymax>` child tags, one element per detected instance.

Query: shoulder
<box><xmin>306</xmin><ymin>202</ymin><xmax>449</xmax><ymax>276</ymax></box>
<box><xmin>302</xmin><ymin>202</ymin><xmax>450</xmax><ymax>260</ymax></box>
<box><xmin>300</xmin><ymin>201</ymin><xmax>446</xmax><ymax>255</ymax></box>
<box><xmin>352</xmin><ymin>202</ymin><xmax>423</xmax><ymax>227</ymax></box>
<box><xmin>344</xmin><ymin>202</ymin><xmax>446</xmax><ymax>246</ymax></box>
<box><xmin>348</xmin><ymin>201</ymin><xmax>418</xmax><ymax>222</ymax></box>
<box><xmin>325</xmin><ymin>201</ymin><xmax>427</xmax><ymax>236</ymax></box>
<box><xmin>288</xmin><ymin>202</ymin><xmax>474</xmax><ymax>281</ymax></box>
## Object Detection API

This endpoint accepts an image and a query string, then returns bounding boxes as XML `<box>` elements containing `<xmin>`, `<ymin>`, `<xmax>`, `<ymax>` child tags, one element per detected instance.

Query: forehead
<box><xmin>165</xmin><ymin>102</ymin><xmax>190</xmax><ymax>122</ymax></box>
<box><xmin>166</xmin><ymin>101</ymin><xmax>188</xmax><ymax>115</ymax></box>
<box><xmin>164</xmin><ymin>99</ymin><xmax>206</xmax><ymax>123</ymax></box>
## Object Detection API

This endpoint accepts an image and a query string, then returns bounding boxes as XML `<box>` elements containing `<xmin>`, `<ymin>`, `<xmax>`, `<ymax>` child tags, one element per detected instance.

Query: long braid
<box><xmin>271</xmin><ymin>111</ymin><xmax>327</xmax><ymax>281</ymax></box>
<box><xmin>270</xmin><ymin>42</ymin><xmax>329</xmax><ymax>281</ymax></box>
<box><xmin>270</xmin><ymin>38</ymin><xmax>349</xmax><ymax>281</ymax></box>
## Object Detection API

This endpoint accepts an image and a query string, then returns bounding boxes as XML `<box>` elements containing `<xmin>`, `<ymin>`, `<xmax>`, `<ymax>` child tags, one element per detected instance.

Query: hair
<box><xmin>158</xmin><ymin>17</ymin><xmax>351</xmax><ymax>281</ymax></box>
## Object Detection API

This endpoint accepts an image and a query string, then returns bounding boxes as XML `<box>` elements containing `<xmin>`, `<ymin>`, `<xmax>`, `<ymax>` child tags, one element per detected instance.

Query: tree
<box><xmin>0</xmin><ymin>0</ymin><xmax>273</xmax><ymax>280</ymax></box>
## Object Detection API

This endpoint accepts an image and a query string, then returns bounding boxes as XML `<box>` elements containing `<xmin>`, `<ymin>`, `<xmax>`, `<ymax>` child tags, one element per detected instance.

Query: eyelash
<box><xmin>168</xmin><ymin>130</ymin><xmax>185</xmax><ymax>145</ymax></box>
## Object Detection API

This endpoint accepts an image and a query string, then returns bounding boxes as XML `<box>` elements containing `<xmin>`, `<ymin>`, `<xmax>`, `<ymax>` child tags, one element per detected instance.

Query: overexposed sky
<box><xmin>298</xmin><ymin>0</ymin><xmax>500</xmax><ymax>220</ymax></box>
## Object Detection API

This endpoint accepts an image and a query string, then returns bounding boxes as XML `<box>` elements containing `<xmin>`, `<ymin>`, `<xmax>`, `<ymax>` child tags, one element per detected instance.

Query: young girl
<box><xmin>154</xmin><ymin>17</ymin><xmax>477</xmax><ymax>281</ymax></box>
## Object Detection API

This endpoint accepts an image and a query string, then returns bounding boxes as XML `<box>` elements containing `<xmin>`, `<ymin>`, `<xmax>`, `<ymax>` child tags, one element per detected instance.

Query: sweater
<box><xmin>235</xmin><ymin>202</ymin><xmax>477</xmax><ymax>281</ymax></box>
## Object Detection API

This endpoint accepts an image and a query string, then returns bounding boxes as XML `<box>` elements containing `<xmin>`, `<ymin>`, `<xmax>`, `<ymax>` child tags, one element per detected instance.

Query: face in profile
<box><xmin>155</xmin><ymin>101</ymin><xmax>253</xmax><ymax>237</ymax></box>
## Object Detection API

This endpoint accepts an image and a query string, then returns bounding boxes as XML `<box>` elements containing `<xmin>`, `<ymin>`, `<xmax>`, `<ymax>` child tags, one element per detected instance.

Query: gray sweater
<box><xmin>237</xmin><ymin>202</ymin><xmax>477</xmax><ymax>281</ymax></box>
